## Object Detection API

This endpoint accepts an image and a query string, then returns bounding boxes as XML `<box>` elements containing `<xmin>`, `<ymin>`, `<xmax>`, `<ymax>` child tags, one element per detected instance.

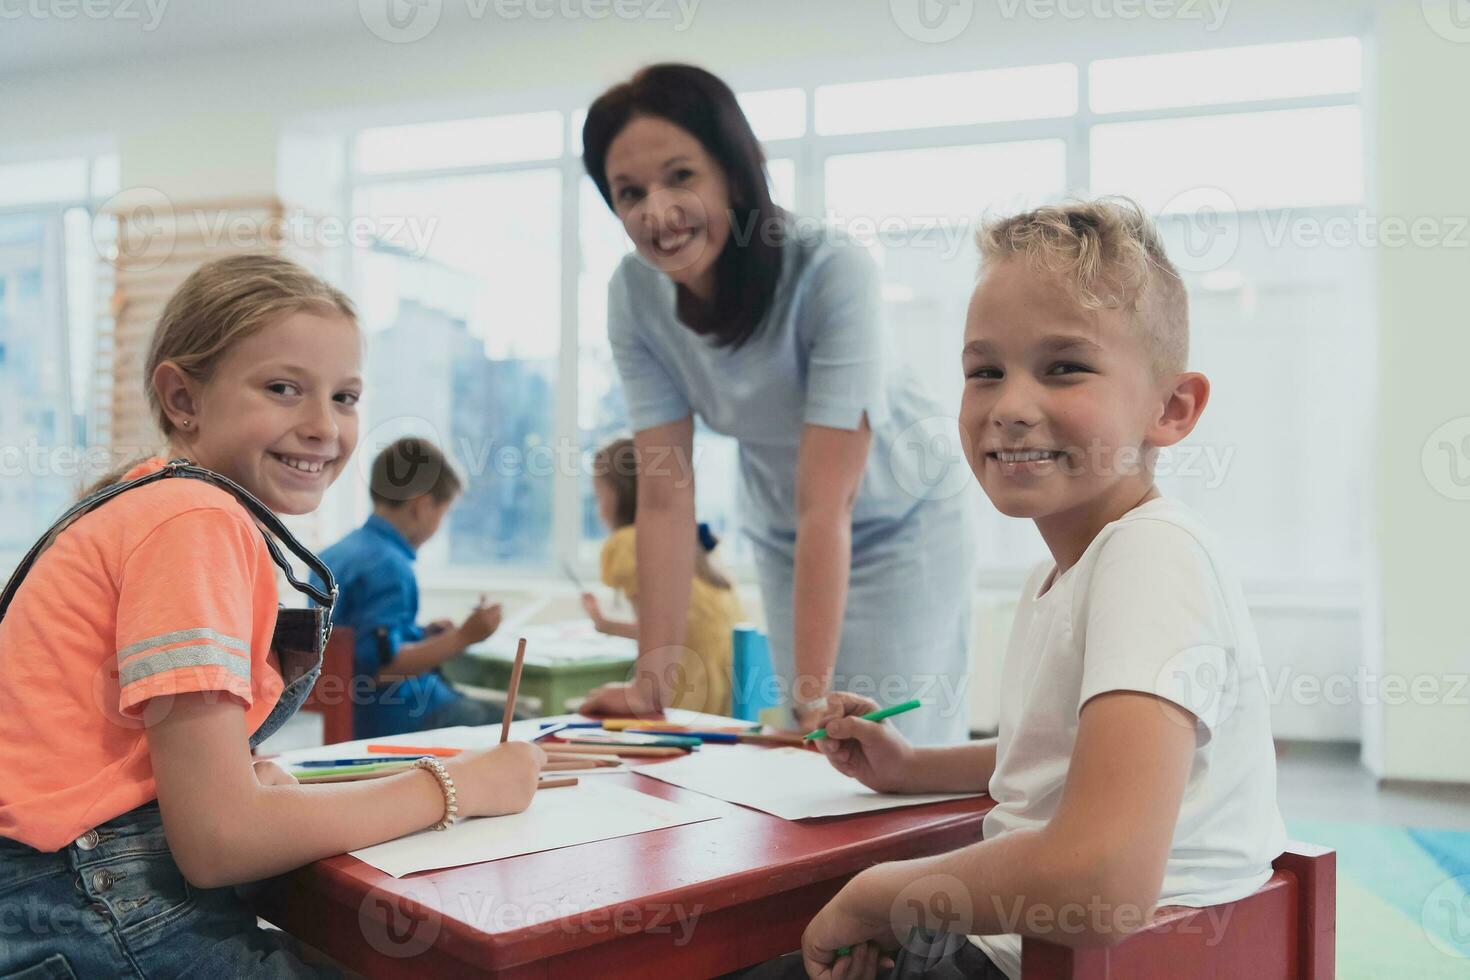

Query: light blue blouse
<box><xmin>608</xmin><ymin>218</ymin><xmax>955</xmax><ymax>549</ymax></box>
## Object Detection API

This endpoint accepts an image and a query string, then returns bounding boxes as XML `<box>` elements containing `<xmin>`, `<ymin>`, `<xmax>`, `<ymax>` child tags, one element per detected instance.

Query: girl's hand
<box><xmin>445</xmin><ymin>742</ymin><xmax>546</xmax><ymax>818</ymax></box>
<box><xmin>801</xmin><ymin>872</ymin><xmax>898</xmax><ymax>980</ymax></box>
<box><xmin>579</xmin><ymin>680</ymin><xmax>662</xmax><ymax>720</ymax></box>
<box><xmin>252</xmin><ymin>759</ymin><xmax>298</xmax><ymax>786</ymax></box>
<box><xmin>813</xmin><ymin>692</ymin><xmax>918</xmax><ymax>794</ymax></box>
<box><xmin>580</xmin><ymin>592</ymin><xmax>607</xmax><ymax>631</ymax></box>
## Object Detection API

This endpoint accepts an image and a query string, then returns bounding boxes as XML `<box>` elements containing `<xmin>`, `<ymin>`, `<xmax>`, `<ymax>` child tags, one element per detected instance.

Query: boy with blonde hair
<box><xmin>790</xmin><ymin>199</ymin><xmax>1286</xmax><ymax>979</ymax></box>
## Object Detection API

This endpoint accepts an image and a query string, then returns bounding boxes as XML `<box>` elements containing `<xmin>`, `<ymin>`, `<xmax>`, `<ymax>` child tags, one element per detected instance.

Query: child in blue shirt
<box><xmin>316</xmin><ymin>437</ymin><xmax>505</xmax><ymax>738</ymax></box>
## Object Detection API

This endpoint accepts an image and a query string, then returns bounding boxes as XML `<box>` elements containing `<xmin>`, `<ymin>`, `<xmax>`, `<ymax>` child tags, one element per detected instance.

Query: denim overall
<box><xmin>0</xmin><ymin>461</ymin><xmax>343</xmax><ymax>979</ymax></box>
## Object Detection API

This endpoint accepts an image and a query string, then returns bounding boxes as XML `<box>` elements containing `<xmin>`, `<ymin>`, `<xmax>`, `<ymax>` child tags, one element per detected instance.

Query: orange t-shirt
<box><xmin>0</xmin><ymin>458</ymin><xmax>285</xmax><ymax>852</ymax></box>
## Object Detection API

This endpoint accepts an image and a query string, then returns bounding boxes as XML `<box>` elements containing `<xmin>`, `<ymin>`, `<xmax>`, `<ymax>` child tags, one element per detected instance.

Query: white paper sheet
<box><xmin>636</xmin><ymin>744</ymin><xmax>984</xmax><ymax>820</ymax></box>
<box><xmin>347</xmin><ymin>781</ymin><xmax>722</xmax><ymax>877</ymax></box>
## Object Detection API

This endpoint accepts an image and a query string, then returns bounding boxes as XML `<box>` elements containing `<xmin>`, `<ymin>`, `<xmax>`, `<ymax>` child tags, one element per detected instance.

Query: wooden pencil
<box><xmin>538</xmin><ymin>776</ymin><xmax>579</xmax><ymax>789</ymax></box>
<box><xmin>542</xmin><ymin>744</ymin><xmax>685</xmax><ymax>758</ymax></box>
<box><xmin>499</xmin><ymin>636</ymin><xmax>527</xmax><ymax>744</ymax></box>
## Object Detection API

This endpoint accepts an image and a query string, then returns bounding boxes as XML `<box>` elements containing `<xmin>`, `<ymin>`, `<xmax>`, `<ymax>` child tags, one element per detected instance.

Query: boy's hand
<box><xmin>580</xmin><ymin>592</ymin><xmax>607</xmax><ymax>631</ymax></box>
<box><xmin>446</xmin><ymin>741</ymin><xmax>546</xmax><ymax>818</ymax></box>
<box><xmin>801</xmin><ymin>871</ymin><xmax>898</xmax><ymax>980</ymax></box>
<box><xmin>456</xmin><ymin>596</ymin><xmax>503</xmax><ymax>646</ymax></box>
<box><xmin>251</xmin><ymin>759</ymin><xmax>299</xmax><ymax>787</ymax></box>
<box><xmin>813</xmin><ymin>692</ymin><xmax>918</xmax><ymax>794</ymax></box>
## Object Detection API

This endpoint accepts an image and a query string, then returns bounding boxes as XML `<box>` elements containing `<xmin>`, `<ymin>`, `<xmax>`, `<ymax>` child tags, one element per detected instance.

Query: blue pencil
<box><xmin>294</xmin><ymin>757</ymin><xmax>405</xmax><ymax>768</ymax></box>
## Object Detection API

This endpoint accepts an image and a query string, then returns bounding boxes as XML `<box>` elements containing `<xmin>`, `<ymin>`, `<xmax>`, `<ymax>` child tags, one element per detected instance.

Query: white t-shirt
<box><xmin>972</xmin><ymin>497</ymin><xmax>1286</xmax><ymax>979</ymax></box>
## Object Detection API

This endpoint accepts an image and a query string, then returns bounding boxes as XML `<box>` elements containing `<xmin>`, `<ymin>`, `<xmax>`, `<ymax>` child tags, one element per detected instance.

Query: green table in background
<box><xmin>440</xmin><ymin>642</ymin><xmax>636</xmax><ymax>717</ymax></box>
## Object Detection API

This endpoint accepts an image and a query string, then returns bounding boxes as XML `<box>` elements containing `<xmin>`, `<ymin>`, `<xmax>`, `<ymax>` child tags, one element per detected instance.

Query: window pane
<box><xmin>824</xmin><ymin>141</ymin><xmax>1066</xmax><ymax>477</ymax></box>
<box><xmin>766</xmin><ymin>158</ymin><xmax>796</xmax><ymax>211</ymax></box>
<box><xmin>737</xmin><ymin>88</ymin><xmax>805</xmax><ymax>141</ymax></box>
<box><xmin>353</xmin><ymin>169</ymin><xmax>561</xmax><ymax>567</ymax></box>
<box><xmin>1090</xmin><ymin>106</ymin><xmax>1362</xmax><ymax>211</ymax></box>
<box><xmin>815</xmin><ymin>64</ymin><xmax>1077</xmax><ymax>135</ymax></box>
<box><xmin>1090</xmin><ymin>38</ymin><xmax>1361</xmax><ymax>114</ymax></box>
<box><xmin>825</xmin><ymin>140</ymin><xmax>1066</xmax><ymax>223</ymax></box>
<box><xmin>0</xmin><ymin>158</ymin><xmax>90</xmax><ymax>208</ymax></box>
<box><xmin>0</xmin><ymin>213</ymin><xmax>74</xmax><ymax>566</ymax></box>
<box><xmin>577</xmin><ymin>177</ymin><xmax>632</xmax><ymax>548</ymax></box>
<box><xmin>1152</xmin><ymin>208</ymin><xmax>1372</xmax><ymax>586</ymax></box>
<box><xmin>354</xmin><ymin>111</ymin><xmax>563</xmax><ymax>175</ymax></box>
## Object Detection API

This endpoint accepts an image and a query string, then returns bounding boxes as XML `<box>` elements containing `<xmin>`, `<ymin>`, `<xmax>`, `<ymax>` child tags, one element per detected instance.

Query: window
<box><xmin>353</xmin><ymin>170</ymin><xmax>562</xmax><ymax>568</ymax></box>
<box><xmin>0</xmin><ymin>152</ymin><xmax>116</xmax><ymax>574</ymax></box>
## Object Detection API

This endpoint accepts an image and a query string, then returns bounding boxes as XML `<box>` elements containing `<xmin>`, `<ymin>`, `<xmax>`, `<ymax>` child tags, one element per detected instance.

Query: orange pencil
<box><xmin>365</xmin><ymin>744</ymin><xmax>461</xmax><ymax>758</ymax></box>
<box><xmin>500</xmin><ymin>637</ymin><xmax>528</xmax><ymax>745</ymax></box>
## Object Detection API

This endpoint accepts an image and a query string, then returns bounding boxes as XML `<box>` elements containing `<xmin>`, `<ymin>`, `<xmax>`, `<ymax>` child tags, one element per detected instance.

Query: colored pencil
<box><xmin>538</xmin><ymin>776</ymin><xmax>579</xmax><ymax>789</ymax></box>
<box><xmin>365</xmin><ymin>744</ymin><xmax>461</xmax><ymax>758</ymax></box>
<box><xmin>500</xmin><ymin>637</ymin><xmax>527</xmax><ymax>744</ymax></box>
<box><xmin>803</xmin><ymin>699</ymin><xmax>923</xmax><ymax>741</ymax></box>
<box><xmin>295</xmin><ymin>757</ymin><xmax>403</xmax><ymax>768</ymax></box>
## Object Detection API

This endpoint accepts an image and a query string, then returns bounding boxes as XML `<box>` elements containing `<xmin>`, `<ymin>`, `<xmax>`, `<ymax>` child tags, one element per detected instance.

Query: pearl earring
<box><xmin>181</xmin><ymin>419</ymin><xmax>191</xmax><ymax>429</ymax></box>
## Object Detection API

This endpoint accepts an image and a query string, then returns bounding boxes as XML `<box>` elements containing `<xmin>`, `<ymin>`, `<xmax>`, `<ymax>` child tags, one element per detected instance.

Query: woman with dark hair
<box><xmin>578</xmin><ymin>63</ymin><xmax>975</xmax><ymax>744</ymax></box>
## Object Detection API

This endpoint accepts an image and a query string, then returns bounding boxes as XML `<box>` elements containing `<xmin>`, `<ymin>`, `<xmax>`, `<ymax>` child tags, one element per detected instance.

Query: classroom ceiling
<box><xmin>0</xmin><ymin>0</ymin><xmax>362</xmax><ymax>78</ymax></box>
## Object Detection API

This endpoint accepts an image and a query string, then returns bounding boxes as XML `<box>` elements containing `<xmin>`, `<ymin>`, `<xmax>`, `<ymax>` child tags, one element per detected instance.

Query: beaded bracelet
<box><xmin>414</xmin><ymin>756</ymin><xmax>459</xmax><ymax>831</ymax></box>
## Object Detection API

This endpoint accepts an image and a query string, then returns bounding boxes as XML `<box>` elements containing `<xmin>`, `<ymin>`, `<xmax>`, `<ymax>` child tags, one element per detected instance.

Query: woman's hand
<box><xmin>813</xmin><ymin>692</ymin><xmax>918</xmax><ymax>794</ymax></box>
<box><xmin>251</xmin><ymin>759</ymin><xmax>298</xmax><ymax>786</ymax></box>
<box><xmin>578</xmin><ymin>680</ymin><xmax>663</xmax><ymax>720</ymax></box>
<box><xmin>445</xmin><ymin>742</ymin><xmax>546</xmax><ymax>818</ymax></box>
<box><xmin>801</xmin><ymin>870</ymin><xmax>898</xmax><ymax>980</ymax></box>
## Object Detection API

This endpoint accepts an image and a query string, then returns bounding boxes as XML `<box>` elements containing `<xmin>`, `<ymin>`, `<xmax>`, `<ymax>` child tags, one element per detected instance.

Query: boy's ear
<box><xmin>152</xmin><ymin>360</ymin><xmax>200</xmax><ymax>431</ymax></box>
<box><xmin>1148</xmin><ymin>371</ymin><xmax>1210</xmax><ymax>449</ymax></box>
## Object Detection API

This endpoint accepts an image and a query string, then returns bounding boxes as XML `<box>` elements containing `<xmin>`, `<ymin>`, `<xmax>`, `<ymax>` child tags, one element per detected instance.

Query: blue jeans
<box><xmin>0</xmin><ymin>802</ymin><xmax>339</xmax><ymax>979</ymax></box>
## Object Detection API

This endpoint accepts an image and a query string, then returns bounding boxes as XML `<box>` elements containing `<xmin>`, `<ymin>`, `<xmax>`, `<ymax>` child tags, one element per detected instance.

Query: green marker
<box><xmin>803</xmin><ymin>698</ymin><xmax>923</xmax><ymax>741</ymax></box>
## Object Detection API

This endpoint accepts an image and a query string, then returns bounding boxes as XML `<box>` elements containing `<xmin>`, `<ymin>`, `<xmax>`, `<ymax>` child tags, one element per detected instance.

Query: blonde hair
<box><xmin>144</xmin><ymin>253</ymin><xmax>357</xmax><ymax>438</ymax></box>
<box><xmin>593</xmin><ymin>437</ymin><xmax>733</xmax><ymax>592</ymax></box>
<box><xmin>977</xmin><ymin>197</ymin><xmax>1189</xmax><ymax>376</ymax></box>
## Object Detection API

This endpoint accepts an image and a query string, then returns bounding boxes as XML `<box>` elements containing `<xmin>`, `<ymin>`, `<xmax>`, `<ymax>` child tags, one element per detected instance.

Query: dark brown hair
<box><xmin>593</xmin><ymin>437</ymin><xmax>732</xmax><ymax>592</ymax></box>
<box><xmin>370</xmin><ymin>437</ymin><xmax>462</xmax><ymax>508</ymax></box>
<box><xmin>582</xmin><ymin>63</ymin><xmax>784</xmax><ymax>350</ymax></box>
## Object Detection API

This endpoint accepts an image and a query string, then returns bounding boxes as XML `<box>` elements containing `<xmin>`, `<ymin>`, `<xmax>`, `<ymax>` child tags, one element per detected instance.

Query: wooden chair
<box><xmin>1022</xmin><ymin>843</ymin><xmax>1335</xmax><ymax>979</ymax></box>
<box><xmin>298</xmin><ymin>625</ymin><xmax>355</xmax><ymax>746</ymax></box>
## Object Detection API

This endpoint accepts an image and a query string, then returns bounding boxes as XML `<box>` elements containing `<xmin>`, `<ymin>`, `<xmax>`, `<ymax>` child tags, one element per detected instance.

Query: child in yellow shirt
<box><xmin>581</xmin><ymin>437</ymin><xmax>744</xmax><ymax>715</ymax></box>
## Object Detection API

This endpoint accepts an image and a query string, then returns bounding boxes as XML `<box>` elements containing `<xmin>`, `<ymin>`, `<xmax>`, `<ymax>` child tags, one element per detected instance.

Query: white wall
<box><xmin>1366</xmin><ymin>1</ymin><xmax>1470</xmax><ymax>783</ymax></box>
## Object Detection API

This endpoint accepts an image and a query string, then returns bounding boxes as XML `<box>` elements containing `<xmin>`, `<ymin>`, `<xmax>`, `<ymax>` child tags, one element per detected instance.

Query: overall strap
<box><xmin>0</xmin><ymin>459</ymin><xmax>337</xmax><ymax>625</ymax></box>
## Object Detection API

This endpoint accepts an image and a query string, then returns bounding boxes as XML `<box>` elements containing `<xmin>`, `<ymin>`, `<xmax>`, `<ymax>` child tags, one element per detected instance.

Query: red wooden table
<box><xmin>253</xmin><ymin>768</ymin><xmax>992</xmax><ymax>978</ymax></box>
